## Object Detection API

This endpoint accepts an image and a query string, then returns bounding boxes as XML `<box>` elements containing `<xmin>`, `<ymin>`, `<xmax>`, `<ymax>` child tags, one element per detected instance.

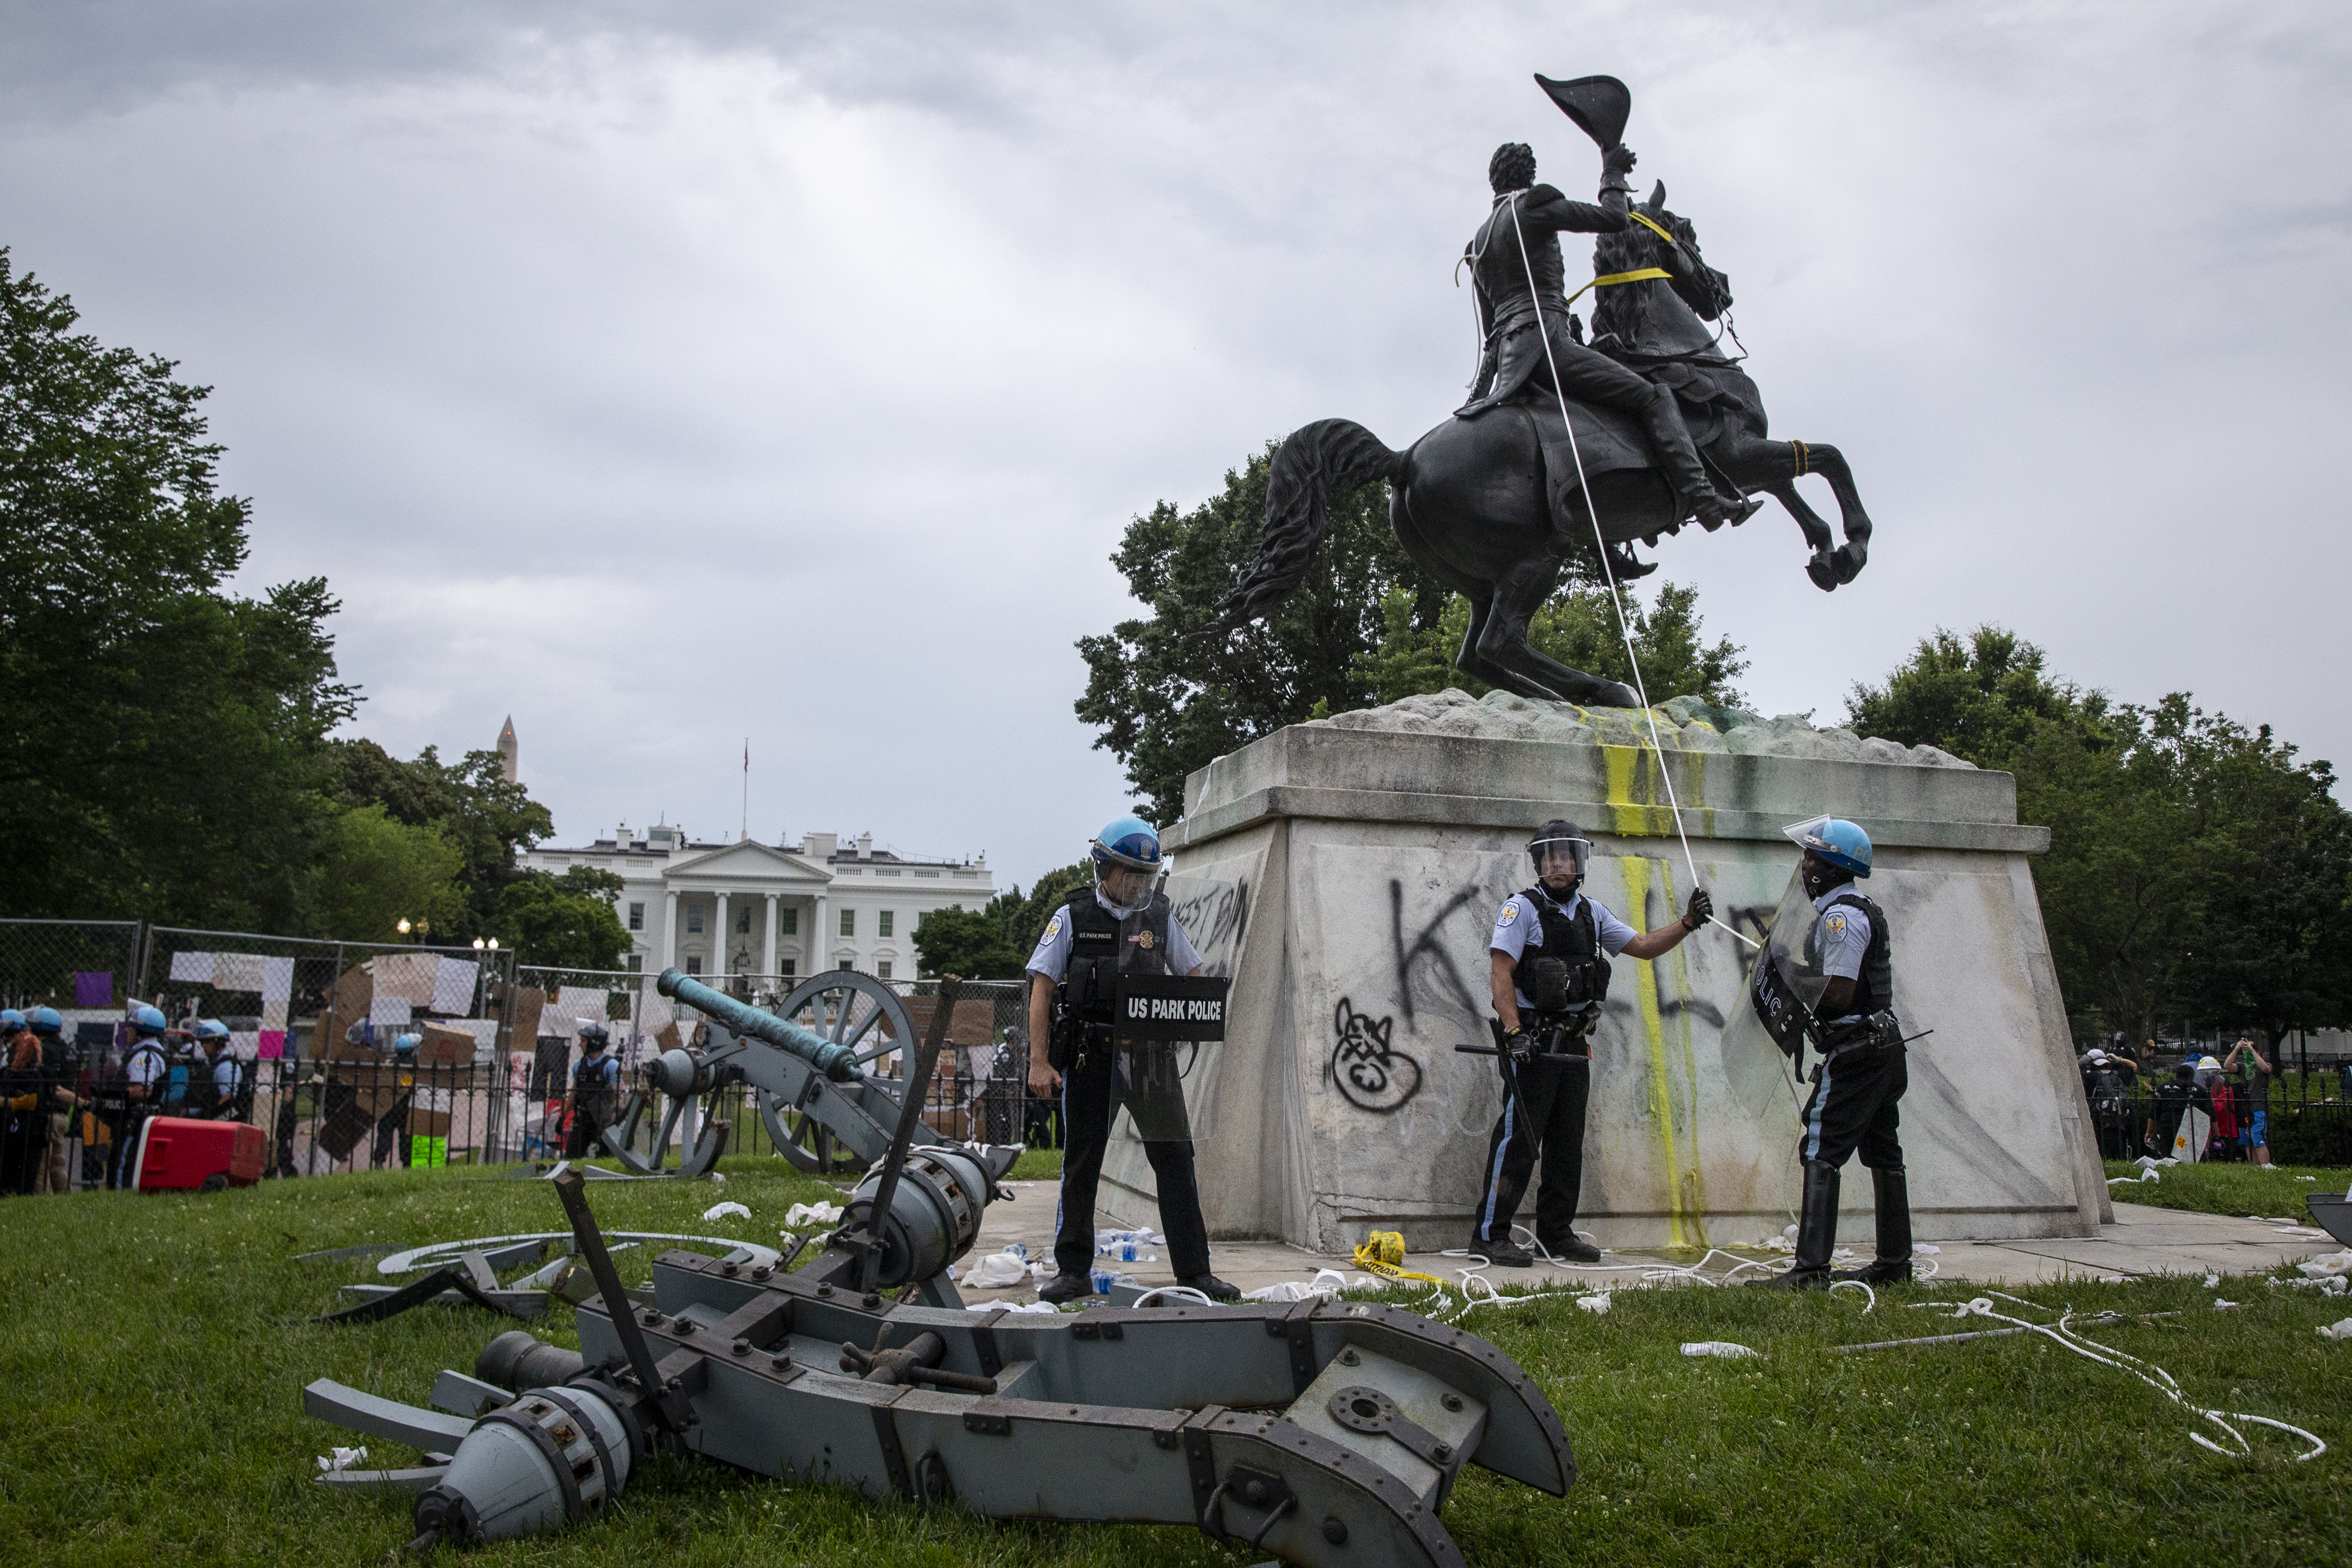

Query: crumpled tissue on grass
<box><xmin>700</xmin><ymin>1200</ymin><xmax>751</xmax><ymax>1221</ymax></box>
<box><xmin>782</xmin><ymin>1201</ymin><xmax>843</xmax><ymax>1231</ymax></box>
<box><xmin>316</xmin><ymin>1447</ymin><xmax>367</xmax><ymax>1473</ymax></box>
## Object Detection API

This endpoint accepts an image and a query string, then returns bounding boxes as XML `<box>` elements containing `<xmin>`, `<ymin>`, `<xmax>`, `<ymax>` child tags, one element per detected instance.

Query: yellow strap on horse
<box><xmin>1627</xmin><ymin>209</ymin><xmax>1678</xmax><ymax>244</ymax></box>
<box><xmin>1563</xmin><ymin>266</ymin><xmax>1671</xmax><ymax>306</ymax></box>
<box><xmin>1353</xmin><ymin>1230</ymin><xmax>1453</xmax><ymax>1287</ymax></box>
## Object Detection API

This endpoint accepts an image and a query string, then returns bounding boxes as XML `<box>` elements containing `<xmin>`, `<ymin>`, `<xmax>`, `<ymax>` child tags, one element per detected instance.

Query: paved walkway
<box><xmin>955</xmin><ymin>1185</ymin><xmax>2344</xmax><ymax>1303</ymax></box>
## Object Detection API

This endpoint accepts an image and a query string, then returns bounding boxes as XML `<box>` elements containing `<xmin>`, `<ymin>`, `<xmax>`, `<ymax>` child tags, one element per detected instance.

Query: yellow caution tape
<box><xmin>1352</xmin><ymin>1231</ymin><xmax>1453</xmax><ymax>1287</ymax></box>
<box><xmin>1564</xmin><ymin>266</ymin><xmax>1672</xmax><ymax>307</ymax></box>
<box><xmin>1628</xmin><ymin>210</ymin><xmax>1679</xmax><ymax>244</ymax></box>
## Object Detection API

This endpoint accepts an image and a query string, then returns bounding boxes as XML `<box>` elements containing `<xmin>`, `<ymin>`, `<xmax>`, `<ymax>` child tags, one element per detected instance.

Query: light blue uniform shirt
<box><xmin>1025</xmin><ymin>889</ymin><xmax>1203</xmax><ymax>982</ymax></box>
<box><xmin>1490</xmin><ymin>889</ymin><xmax>1636</xmax><ymax>1011</ymax></box>
<box><xmin>1811</xmin><ymin>884</ymin><xmax>1875</xmax><ymax>1020</ymax></box>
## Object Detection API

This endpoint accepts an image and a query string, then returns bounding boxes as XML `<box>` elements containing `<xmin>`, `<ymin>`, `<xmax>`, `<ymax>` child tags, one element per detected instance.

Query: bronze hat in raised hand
<box><xmin>1534</xmin><ymin>72</ymin><xmax>1630</xmax><ymax>151</ymax></box>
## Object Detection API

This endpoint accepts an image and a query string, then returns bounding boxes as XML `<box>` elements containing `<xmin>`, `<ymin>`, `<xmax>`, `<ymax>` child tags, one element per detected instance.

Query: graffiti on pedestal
<box><xmin>1329</xmin><ymin>996</ymin><xmax>1421</xmax><ymax>1114</ymax></box>
<box><xmin>1387</xmin><ymin>879</ymin><xmax>1485</xmax><ymax>1025</ymax></box>
<box><xmin>1167</xmin><ymin>876</ymin><xmax>1249</xmax><ymax>977</ymax></box>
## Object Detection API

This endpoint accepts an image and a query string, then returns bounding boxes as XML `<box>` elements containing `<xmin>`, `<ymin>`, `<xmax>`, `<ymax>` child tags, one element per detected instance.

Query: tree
<box><xmin>302</xmin><ymin>805</ymin><xmax>468</xmax><ymax>943</ymax></box>
<box><xmin>1849</xmin><ymin>627</ymin><xmax>2352</xmax><ymax>1047</ymax></box>
<box><xmin>912</xmin><ymin>907</ymin><xmax>1025</xmax><ymax>980</ymax></box>
<box><xmin>990</xmin><ymin>862</ymin><xmax>1094</xmax><ymax>962</ymax></box>
<box><xmin>1352</xmin><ymin>580</ymin><xmax>1747</xmax><ymax>709</ymax></box>
<box><xmin>1076</xmin><ymin>444</ymin><xmax>1447</xmax><ymax>826</ymax></box>
<box><xmin>492</xmin><ymin>866</ymin><xmax>630</xmax><ymax>971</ymax></box>
<box><xmin>327</xmin><ymin>740</ymin><xmax>555</xmax><ymax>935</ymax></box>
<box><xmin>0</xmin><ymin>248</ymin><xmax>358</xmax><ymax>929</ymax></box>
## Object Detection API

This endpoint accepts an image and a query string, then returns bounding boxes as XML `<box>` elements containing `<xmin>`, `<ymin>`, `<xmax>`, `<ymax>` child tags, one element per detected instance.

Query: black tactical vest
<box><xmin>1518</xmin><ymin>886</ymin><xmax>1612</xmax><ymax>1017</ymax></box>
<box><xmin>1816</xmin><ymin>891</ymin><xmax>1892</xmax><ymax>1019</ymax></box>
<box><xmin>1059</xmin><ymin>887</ymin><xmax>1174</xmax><ymax>1027</ymax></box>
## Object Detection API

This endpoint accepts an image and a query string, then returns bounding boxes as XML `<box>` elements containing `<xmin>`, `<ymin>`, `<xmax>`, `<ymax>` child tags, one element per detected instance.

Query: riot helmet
<box><xmin>129</xmin><ymin>1003</ymin><xmax>167</xmax><ymax>1037</ymax></box>
<box><xmin>0</xmin><ymin>1009</ymin><xmax>23</xmax><ymax>1034</ymax></box>
<box><xmin>195</xmin><ymin>1018</ymin><xmax>229</xmax><ymax>1043</ymax></box>
<box><xmin>579</xmin><ymin>1022</ymin><xmax>611</xmax><ymax>1050</ymax></box>
<box><xmin>1528</xmin><ymin>819</ymin><xmax>1590</xmax><ymax>894</ymax></box>
<box><xmin>391</xmin><ymin>1032</ymin><xmax>422</xmax><ymax>1057</ymax></box>
<box><xmin>28</xmin><ymin>1007</ymin><xmax>61</xmax><ymax>1037</ymax></box>
<box><xmin>1786</xmin><ymin>813</ymin><xmax>1872</xmax><ymax>894</ymax></box>
<box><xmin>1089</xmin><ymin>814</ymin><xmax>1164</xmax><ymax>916</ymax></box>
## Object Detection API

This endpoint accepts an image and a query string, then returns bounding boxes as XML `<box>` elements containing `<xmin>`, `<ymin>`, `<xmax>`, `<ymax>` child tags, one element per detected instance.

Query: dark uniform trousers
<box><xmin>1799</xmin><ymin>1037</ymin><xmax>1908</xmax><ymax>1170</ymax></box>
<box><xmin>1473</xmin><ymin>1052</ymin><xmax>1591</xmax><ymax>1247</ymax></box>
<box><xmin>1053</xmin><ymin>1047</ymin><xmax>1211</xmax><ymax>1280</ymax></box>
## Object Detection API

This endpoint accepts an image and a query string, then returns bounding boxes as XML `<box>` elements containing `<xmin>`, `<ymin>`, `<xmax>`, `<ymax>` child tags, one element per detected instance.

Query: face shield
<box><xmin>1095</xmin><ymin>858</ymin><xmax>1163</xmax><ymax>916</ymax></box>
<box><xmin>1529</xmin><ymin>835</ymin><xmax>1591</xmax><ymax>886</ymax></box>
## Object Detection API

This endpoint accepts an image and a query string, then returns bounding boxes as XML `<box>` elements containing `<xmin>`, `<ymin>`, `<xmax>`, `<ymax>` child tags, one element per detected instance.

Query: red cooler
<box><xmin>133</xmin><ymin>1116</ymin><xmax>267</xmax><ymax>1192</ymax></box>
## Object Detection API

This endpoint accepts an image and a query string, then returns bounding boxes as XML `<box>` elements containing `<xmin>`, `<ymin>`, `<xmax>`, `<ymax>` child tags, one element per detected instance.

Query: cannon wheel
<box><xmin>756</xmin><ymin>969</ymin><xmax>913</xmax><ymax>1174</ymax></box>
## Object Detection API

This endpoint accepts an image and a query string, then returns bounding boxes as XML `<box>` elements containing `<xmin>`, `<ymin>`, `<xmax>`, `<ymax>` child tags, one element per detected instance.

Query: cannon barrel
<box><xmin>655</xmin><ymin>968</ymin><xmax>860</xmax><ymax>1081</ymax></box>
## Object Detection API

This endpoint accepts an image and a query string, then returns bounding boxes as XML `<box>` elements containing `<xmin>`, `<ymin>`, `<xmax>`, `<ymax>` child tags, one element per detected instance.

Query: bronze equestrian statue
<box><xmin>1213</xmin><ymin>75</ymin><xmax>1875</xmax><ymax>708</ymax></box>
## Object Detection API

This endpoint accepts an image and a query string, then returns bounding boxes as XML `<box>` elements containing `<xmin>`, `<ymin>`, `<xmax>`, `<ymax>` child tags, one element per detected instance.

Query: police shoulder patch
<box><xmin>1496</xmin><ymin>902</ymin><xmax>1519</xmax><ymax>926</ymax></box>
<box><xmin>1044</xmin><ymin>914</ymin><xmax>1063</xmax><ymax>941</ymax></box>
<box><xmin>1824</xmin><ymin>912</ymin><xmax>1847</xmax><ymax>937</ymax></box>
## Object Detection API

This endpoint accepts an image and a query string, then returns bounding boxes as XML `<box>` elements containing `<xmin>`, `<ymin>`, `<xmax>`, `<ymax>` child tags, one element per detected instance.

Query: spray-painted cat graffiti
<box><xmin>1329</xmin><ymin>996</ymin><xmax>1421</xmax><ymax>1114</ymax></box>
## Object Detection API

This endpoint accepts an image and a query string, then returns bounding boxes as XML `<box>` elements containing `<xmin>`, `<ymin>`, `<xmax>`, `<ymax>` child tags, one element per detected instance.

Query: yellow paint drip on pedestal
<box><xmin>1599</xmin><ymin>735</ymin><xmax>1717</xmax><ymax>840</ymax></box>
<box><xmin>1619</xmin><ymin>855</ymin><xmax>1709</xmax><ymax>1250</ymax></box>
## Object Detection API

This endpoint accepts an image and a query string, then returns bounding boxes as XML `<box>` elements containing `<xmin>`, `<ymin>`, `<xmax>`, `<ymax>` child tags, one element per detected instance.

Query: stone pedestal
<box><xmin>1099</xmin><ymin>691</ymin><xmax>2108</xmax><ymax>1255</ymax></box>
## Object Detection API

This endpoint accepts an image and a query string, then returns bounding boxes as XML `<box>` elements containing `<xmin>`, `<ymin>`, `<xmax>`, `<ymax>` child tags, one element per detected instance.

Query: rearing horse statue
<box><xmin>1212</xmin><ymin>184</ymin><xmax>1874</xmax><ymax>707</ymax></box>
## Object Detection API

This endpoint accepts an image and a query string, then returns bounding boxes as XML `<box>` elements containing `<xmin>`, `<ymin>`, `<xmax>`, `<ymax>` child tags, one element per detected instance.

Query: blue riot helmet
<box><xmin>578</xmin><ymin>1022</ymin><xmax>610</xmax><ymax>1050</ymax></box>
<box><xmin>196</xmin><ymin>1018</ymin><xmax>230</xmax><ymax>1045</ymax></box>
<box><xmin>391</xmin><ymin>1032</ymin><xmax>422</xmax><ymax>1057</ymax></box>
<box><xmin>29</xmin><ymin>1007</ymin><xmax>64</xmax><ymax>1037</ymax></box>
<box><xmin>1090</xmin><ymin>814</ymin><xmax>1164</xmax><ymax>915</ymax></box>
<box><xmin>130</xmin><ymin>1003</ymin><xmax>168</xmax><ymax>1036</ymax></box>
<box><xmin>1784</xmin><ymin>814</ymin><xmax>1873</xmax><ymax>878</ymax></box>
<box><xmin>0</xmin><ymin>1009</ymin><xmax>23</xmax><ymax>1034</ymax></box>
<box><xmin>1528</xmin><ymin>818</ymin><xmax>1591</xmax><ymax>892</ymax></box>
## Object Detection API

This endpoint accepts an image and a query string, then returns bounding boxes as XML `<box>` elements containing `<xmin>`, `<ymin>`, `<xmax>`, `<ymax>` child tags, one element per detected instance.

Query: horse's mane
<box><xmin>1590</xmin><ymin>203</ymin><xmax>1728</xmax><ymax>348</ymax></box>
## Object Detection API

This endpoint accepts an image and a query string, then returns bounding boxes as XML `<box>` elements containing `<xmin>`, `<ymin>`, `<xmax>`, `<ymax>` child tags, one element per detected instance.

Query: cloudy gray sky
<box><xmin>5</xmin><ymin>2</ymin><xmax>2347</xmax><ymax>890</ymax></box>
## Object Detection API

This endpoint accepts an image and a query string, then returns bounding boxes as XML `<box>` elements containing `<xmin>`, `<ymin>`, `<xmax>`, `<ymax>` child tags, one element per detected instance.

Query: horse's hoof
<box><xmin>1835</xmin><ymin>544</ymin><xmax>1867</xmax><ymax>584</ymax></box>
<box><xmin>1806</xmin><ymin>552</ymin><xmax>1840</xmax><ymax>592</ymax></box>
<box><xmin>1603</xmin><ymin>683</ymin><xmax>1641</xmax><ymax>709</ymax></box>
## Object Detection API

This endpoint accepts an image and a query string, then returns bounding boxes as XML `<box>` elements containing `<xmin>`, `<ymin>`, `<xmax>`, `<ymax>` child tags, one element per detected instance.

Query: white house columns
<box><xmin>664</xmin><ymin>890</ymin><xmax>680</xmax><ymax>971</ymax></box>
<box><xmin>762</xmin><ymin>892</ymin><xmax>779</xmax><ymax>976</ymax></box>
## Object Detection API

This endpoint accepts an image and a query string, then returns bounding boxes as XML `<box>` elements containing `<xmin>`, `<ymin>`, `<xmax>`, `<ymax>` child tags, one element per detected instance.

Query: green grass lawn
<box><xmin>2103</xmin><ymin>1159</ymin><xmax>2352</xmax><ymax>1223</ymax></box>
<box><xmin>3</xmin><ymin>1159</ymin><xmax>2349</xmax><ymax>1567</ymax></box>
<box><xmin>1004</xmin><ymin>1145</ymin><xmax>1063</xmax><ymax>1182</ymax></box>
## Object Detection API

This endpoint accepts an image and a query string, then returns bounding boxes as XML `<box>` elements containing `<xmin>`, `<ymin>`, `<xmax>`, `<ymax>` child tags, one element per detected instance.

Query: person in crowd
<box><xmin>2077</xmin><ymin>1046</ymin><xmax>2140</xmax><ymax>1159</ymax></box>
<box><xmin>108</xmin><ymin>1005</ymin><xmax>173</xmax><ymax>1188</ymax></box>
<box><xmin>24</xmin><ymin>1009</ymin><xmax>80</xmax><ymax>1194</ymax></box>
<box><xmin>1</xmin><ymin>1010</ymin><xmax>35</xmax><ymax>1194</ymax></box>
<box><xmin>564</xmin><ymin>1022</ymin><xmax>621</xmax><ymax>1159</ymax></box>
<box><xmin>2223</xmin><ymin>1037</ymin><xmax>2275</xmax><ymax>1166</ymax></box>
<box><xmin>1773</xmin><ymin>815</ymin><xmax>1914</xmax><ymax>1289</ymax></box>
<box><xmin>2147</xmin><ymin>1059</ymin><xmax>2209</xmax><ymax>1159</ymax></box>
<box><xmin>2193</xmin><ymin>1055</ymin><xmax>2240</xmax><ymax>1161</ymax></box>
<box><xmin>1025</xmin><ymin>814</ymin><xmax>1236</xmax><ymax>1303</ymax></box>
<box><xmin>1472</xmin><ymin>818</ymin><xmax>1710</xmax><ymax>1266</ymax></box>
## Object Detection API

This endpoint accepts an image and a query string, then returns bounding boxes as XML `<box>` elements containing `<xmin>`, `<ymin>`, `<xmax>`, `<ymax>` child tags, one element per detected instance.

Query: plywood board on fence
<box><xmin>903</xmin><ymin>996</ymin><xmax>996</xmax><ymax>1048</ymax></box>
<box><xmin>317</xmin><ymin>964</ymin><xmax>373</xmax><ymax>1059</ymax></box>
<box><xmin>418</xmin><ymin>1022</ymin><xmax>474</xmax><ymax>1066</ymax></box>
<box><xmin>500</xmin><ymin>987</ymin><xmax>545</xmax><ymax>1055</ymax></box>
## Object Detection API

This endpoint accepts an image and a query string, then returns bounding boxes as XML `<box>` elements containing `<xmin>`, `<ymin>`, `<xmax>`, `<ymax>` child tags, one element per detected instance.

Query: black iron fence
<box><xmin>2084</xmin><ymin>1065</ymin><xmax>2352</xmax><ymax>1167</ymax></box>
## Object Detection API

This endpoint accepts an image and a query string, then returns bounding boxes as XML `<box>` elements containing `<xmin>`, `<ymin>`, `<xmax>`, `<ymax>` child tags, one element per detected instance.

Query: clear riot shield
<box><xmin>1110</xmin><ymin>974</ymin><xmax>1229</xmax><ymax>1144</ymax></box>
<box><xmin>1747</xmin><ymin>869</ymin><xmax>1831</xmax><ymax>1060</ymax></box>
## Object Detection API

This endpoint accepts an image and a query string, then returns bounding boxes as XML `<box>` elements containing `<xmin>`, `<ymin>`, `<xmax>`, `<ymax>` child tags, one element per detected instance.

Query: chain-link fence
<box><xmin>0</xmin><ymin>918</ymin><xmax>142</xmax><ymax>1014</ymax></box>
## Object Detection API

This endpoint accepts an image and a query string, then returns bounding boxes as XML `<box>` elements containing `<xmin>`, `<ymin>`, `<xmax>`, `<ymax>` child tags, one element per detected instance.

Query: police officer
<box><xmin>1473</xmin><ymin>819</ymin><xmax>1712</xmax><ymax>1266</ymax></box>
<box><xmin>1025</xmin><ymin>815</ymin><xmax>1237</xmax><ymax>1303</ymax></box>
<box><xmin>26</xmin><ymin>1009</ymin><xmax>80</xmax><ymax>1193</ymax></box>
<box><xmin>110</xmin><ymin>1005</ymin><xmax>173</xmax><ymax>1189</ymax></box>
<box><xmin>191</xmin><ymin>1020</ymin><xmax>239</xmax><ymax>1119</ymax></box>
<box><xmin>564</xmin><ymin>1023</ymin><xmax>621</xmax><ymax>1159</ymax></box>
<box><xmin>1774</xmin><ymin>816</ymin><xmax>1912</xmax><ymax>1289</ymax></box>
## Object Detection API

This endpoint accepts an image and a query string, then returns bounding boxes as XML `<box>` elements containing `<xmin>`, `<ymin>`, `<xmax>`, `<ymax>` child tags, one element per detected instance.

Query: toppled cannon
<box><xmin>303</xmin><ymin>973</ymin><xmax>1576</xmax><ymax>1562</ymax></box>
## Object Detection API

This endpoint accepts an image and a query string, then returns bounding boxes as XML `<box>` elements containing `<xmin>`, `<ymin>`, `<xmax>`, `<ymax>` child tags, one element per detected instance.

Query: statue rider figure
<box><xmin>1458</xmin><ymin>140</ymin><xmax>1759</xmax><ymax>533</ymax></box>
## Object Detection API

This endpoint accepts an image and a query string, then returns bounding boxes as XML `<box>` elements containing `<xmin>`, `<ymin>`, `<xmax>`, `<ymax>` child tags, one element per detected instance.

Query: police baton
<box><xmin>1458</xmin><ymin>1026</ymin><xmax>1533</xmax><ymax>1119</ymax></box>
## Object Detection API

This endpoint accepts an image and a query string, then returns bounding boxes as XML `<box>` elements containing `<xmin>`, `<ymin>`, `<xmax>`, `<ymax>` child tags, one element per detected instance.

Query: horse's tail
<box><xmin>1209</xmin><ymin>419</ymin><xmax>1407</xmax><ymax>634</ymax></box>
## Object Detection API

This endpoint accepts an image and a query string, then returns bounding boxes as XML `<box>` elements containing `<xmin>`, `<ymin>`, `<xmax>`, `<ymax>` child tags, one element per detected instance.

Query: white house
<box><xmin>517</xmin><ymin>825</ymin><xmax>995</xmax><ymax>982</ymax></box>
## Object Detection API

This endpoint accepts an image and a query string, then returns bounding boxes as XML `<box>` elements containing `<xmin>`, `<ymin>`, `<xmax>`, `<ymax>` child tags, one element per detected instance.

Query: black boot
<box><xmin>1835</xmin><ymin>1166</ymin><xmax>1913</xmax><ymax>1283</ymax></box>
<box><xmin>1640</xmin><ymin>387</ymin><xmax>1763</xmax><ymax>529</ymax></box>
<box><xmin>1770</xmin><ymin>1160</ymin><xmax>1839</xmax><ymax>1290</ymax></box>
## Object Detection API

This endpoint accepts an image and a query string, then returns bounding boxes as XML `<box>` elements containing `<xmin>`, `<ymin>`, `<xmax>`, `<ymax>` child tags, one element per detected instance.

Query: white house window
<box><xmin>839</xmin><ymin>908</ymin><xmax>856</xmax><ymax>937</ymax></box>
<box><xmin>687</xmin><ymin>904</ymin><xmax>705</xmax><ymax>934</ymax></box>
<box><xmin>685</xmin><ymin>956</ymin><xmax>703</xmax><ymax>976</ymax></box>
<box><xmin>779</xmin><ymin>908</ymin><xmax>798</xmax><ymax>935</ymax></box>
<box><xmin>628</xmin><ymin>902</ymin><xmax>644</xmax><ymax>930</ymax></box>
<box><xmin>735</xmin><ymin>906</ymin><xmax>751</xmax><ymax>933</ymax></box>
<box><xmin>877</xmin><ymin>959</ymin><xmax>893</xmax><ymax>980</ymax></box>
<box><xmin>878</xmin><ymin>911</ymin><xmax>895</xmax><ymax>938</ymax></box>
<box><xmin>780</xmin><ymin>960</ymin><xmax>796</xmax><ymax>978</ymax></box>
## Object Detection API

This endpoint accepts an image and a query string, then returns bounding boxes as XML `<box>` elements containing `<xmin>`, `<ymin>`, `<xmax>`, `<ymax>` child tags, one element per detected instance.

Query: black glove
<box><xmin>1503</xmin><ymin>1026</ymin><xmax>1535</xmax><ymax>1065</ymax></box>
<box><xmin>1683</xmin><ymin>888</ymin><xmax>1714</xmax><ymax>930</ymax></box>
<box><xmin>1601</xmin><ymin>142</ymin><xmax>1638</xmax><ymax>188</ymax></box>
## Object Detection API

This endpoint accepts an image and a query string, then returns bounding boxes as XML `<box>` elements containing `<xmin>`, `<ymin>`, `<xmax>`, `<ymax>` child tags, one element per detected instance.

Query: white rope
<box><xmin>1506</xmin><ymin>193</ymin><xmax>1757</xmax><ymax>952</ymax></box>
